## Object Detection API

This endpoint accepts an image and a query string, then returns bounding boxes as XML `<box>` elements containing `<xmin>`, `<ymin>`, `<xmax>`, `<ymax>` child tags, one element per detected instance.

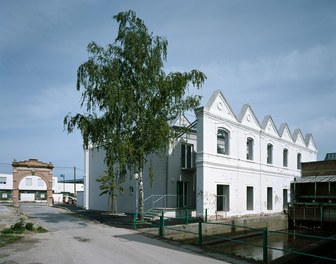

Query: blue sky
<box><xmin>0</xmin><ymin>0</ymin><xmax>335</xmax><ymax>178</ymax></box>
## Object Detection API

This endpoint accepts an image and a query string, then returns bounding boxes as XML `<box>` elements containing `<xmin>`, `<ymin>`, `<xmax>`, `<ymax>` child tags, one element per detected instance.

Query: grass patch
<box><xmin>36</xmin><ymin>226</ymin><xmax>48</xmax><ymax>233</ymax></box>
<box><xmin>0</xmin><ymin>218</ymin><xmax>48</xmax><ymax>247</ymax></box>
<box><xmin>0</xmin><ymin>234</ymin><xmax>23</xmax><ymax>247</ymax></box>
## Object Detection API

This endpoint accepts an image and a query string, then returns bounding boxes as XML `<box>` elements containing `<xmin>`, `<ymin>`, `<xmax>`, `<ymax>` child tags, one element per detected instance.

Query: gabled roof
<box><xmin>261</xmin><ymin>115</ymin><xmax>280</xmax><ymax>137</ymax></box>
<box><xmin>293</xmin><ymin>129</ymin><xmax>306</xmax><ymax>147</ymax></box>
<box><xmin>169</xmin><ymin>115</ymin><xmax>191</xmax><ymax>128</ymax></box>
<box><xmin>237</xmin><ymin>104</ymin><xmax>261</xmax><ymax>129</ymax></box>
<box><xmin>202</xmin><ymin>90</ymin><xmax>316</xmax><ymax>149</ymax></box>
<box><xmin>279</xmin><ymin>123</ymin><xmax>294</xmax><ymax>142</ymax></box>
<box><xmin>205</xmin><ymin>89</ymin><xmax>238</xmax><ymax>122</ymax></box>
<box><xmin>305</xmin><ymin>133</ymin><xmax>317</xmax><ymax>151</ymax></box>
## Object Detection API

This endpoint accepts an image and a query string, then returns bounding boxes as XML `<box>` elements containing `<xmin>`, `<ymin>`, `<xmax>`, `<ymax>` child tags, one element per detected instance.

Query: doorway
<box><xmin>177</xmin><ymin>181</ymin><xmax>188</xmax><ymax>208</ymax></box>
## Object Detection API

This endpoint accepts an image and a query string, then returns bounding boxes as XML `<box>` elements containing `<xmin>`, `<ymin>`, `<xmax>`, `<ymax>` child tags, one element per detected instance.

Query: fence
<box><xmin>132</xmin><ymin>209</ymin><xmax>336</xmax><ymax>263</ymax></box>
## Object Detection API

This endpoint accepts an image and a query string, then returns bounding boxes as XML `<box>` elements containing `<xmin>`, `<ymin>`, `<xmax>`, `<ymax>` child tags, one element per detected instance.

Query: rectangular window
<box><xmin>297</xmin><ymin>153</ymin><xmax>302</xmax><ymax>169</ymax></box>
<box><xmin>283</xmin><ymin>149</ymin><xmax>288</xmax><ymax>167</ymax></box>
<box><xmin>26</xmin><ymin>178</ymin><xmax>32</xmax><ymax>186</ymax></box>
<box><xmin>246</xmin><ymin>138</ymin><xmax>254</xmax><ymax>160</ymax></box>
<box><xmin>38</xmin><ymin>179</ymin><xmax>44</xmax><ymax>187</ymax></box>
<box><xmin>217</xmin><ymin>129</ymin><xmax>229</xmax><ymax>155</ymax></box>
<box><xmin>267</xmin><ymin>187</ymin><xmax>273</xmax><ymax>210</ymax></box>
<box><xmin>217</xmin><ymin>184</ymin><xmax>230</xmax><ymax>211</ymax></box>
<box><xmin>246</xmin><ymin>186</ymin><xmax>254</xmax><ymax>210</ymax></box>
<box><xmin>267</xmin><ymin>144</ymin><xmax>273</xmax><ymax>164</ymax></box>
<box><xmin>181</xmin><ymin>144</ymin><xmax>194</xmax><ymax>169</ymax></box>
<box><xmin>129</xmin><ymin>186</ymin><xmax>134</xmax><ymax>195</ymax></box>
<box><xmin>283</xmin><ymin>189</ymin><xmax>288</xmax><ymax>209</ymax></box>
<box><xmin>0</xmin><ymin>177</ymin><xmax>6</xmax><ymax>184</ymax></box>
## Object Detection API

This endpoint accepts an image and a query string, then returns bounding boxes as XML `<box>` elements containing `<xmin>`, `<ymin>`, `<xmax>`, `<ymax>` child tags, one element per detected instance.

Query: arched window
<box><xmin>297</xmin><ymin>153</ymin><xmax>302</xmax><ymax>169</ymax></box>
<box><xmin>217</xmin><ymin>128</ymin><xmax>229</xmax><ymax>155</ymax></box>
<box><xmin>283</xmin><ymin>148</ymin><xmax>288</xmax><ymax>167</ymax></box>
<box><xmin>267</xmin><ymin>144</ymin><xmax>273</xmax><ymax>164</ymax></box>
<box><xmin>246</xmin><ymin>137</ymin><xmax>254</xmax><ymax>160</ymax></box>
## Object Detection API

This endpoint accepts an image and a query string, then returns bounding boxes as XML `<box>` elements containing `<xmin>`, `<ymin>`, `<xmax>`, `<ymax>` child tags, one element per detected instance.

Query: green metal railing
<box><xmin>132</xmin><ymin>208</ymin><xmax>336</xmax><ymax>263</ymax></box>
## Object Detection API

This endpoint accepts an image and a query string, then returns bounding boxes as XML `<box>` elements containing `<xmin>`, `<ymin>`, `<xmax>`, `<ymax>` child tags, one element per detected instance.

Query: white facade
<box><xmin>195</xmin><ymin>90</ymin><xmax>317</xmax><ymax>218</ymax></box>
<box><xmin>83</xmin><ymin>90</ymin><xmax>317</xmax><ymax>219</ymax></box>
<box><xmin>0</xmin><ymin>173</ymin><xmax>84</xmax><ymax>203</ymax></box>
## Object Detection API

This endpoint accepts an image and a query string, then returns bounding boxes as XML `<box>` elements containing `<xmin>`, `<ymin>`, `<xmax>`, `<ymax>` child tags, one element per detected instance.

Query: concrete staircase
<box><xmin>144</xmin><ymin>208</ymin><xmax>164</xmax><ymax>221</ymax></box>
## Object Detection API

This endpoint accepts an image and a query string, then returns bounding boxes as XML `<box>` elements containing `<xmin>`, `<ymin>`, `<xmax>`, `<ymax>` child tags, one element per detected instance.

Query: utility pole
<box><xmin>74</xmin><ymin>166</ymin><xmax>76</xmax><ymax>198</ymax></box>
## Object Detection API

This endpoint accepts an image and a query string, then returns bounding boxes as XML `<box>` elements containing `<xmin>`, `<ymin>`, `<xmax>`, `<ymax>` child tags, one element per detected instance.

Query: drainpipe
<box><xmin>165</xmin><ymin>145</ymin><xmax>169</xmax><ymax>203</ymax></box>
<box><xmin>259</xmin><ymin>130</ymin><xmax>262</xmax><ymax>213</ymax></box>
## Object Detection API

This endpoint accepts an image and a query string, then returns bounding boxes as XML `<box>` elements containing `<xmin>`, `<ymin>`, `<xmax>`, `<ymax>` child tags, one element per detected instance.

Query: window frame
<box><xmin>267</xmin><ymin>144</ymin><xmax>273</xmax><ymax>164</ymax></box>
<box><xmin>246</xmin><ymin>137</ymin><xmax>254</xmax><ymax>160</ymax></box>
<box><xmin>267</xmin><ymin>187</ymin><xmax>273</xmax><ymax>210</ymax></box>
<box><xmin>217</xmin><ymin>128</ymin><xmax>230</xmax><ymax>155</ymax></box>
<box><xmin>0</xmin><ymin>177</ymin><xmax>6</xmax><ymax>184</ymax></box>
<box><xmin>181</xmin><ymin>143</ymin><xmax>194</xmax><ymax>169</ymax></box>
<box><xmin>216</xmin><ymin>184</ymin><xmax>230</xmax><ymax>212</ymax></box>
<box><xmin>297</xmin><ymin>153</ymin><xmax>302</xmax><ymax>169</ymax></box>
<box><xmin>246</xmin><ymin>186</ymin><xmax>254</xmax><ymax>210</ymax></box>
<box><xmin>283</xmin><ymin>148</ymin><xmax>288</xmax><ymax>167</ymax></box>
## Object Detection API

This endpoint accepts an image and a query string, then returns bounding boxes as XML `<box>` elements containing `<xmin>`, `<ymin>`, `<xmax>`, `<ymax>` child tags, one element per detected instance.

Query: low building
<box><xmin>83</xmin><ymin>90</ymin><xmax>317</xmax><ymax>220</ymax></box>
<box><xmin>0</xmin><ymin>173</ymin><xmax>84</xmax><ymax>204</ymax></box>
<box><xmin>288</xmin><ymin>153</ymin><xmax>336</xmax><ymax>228</ymax></box>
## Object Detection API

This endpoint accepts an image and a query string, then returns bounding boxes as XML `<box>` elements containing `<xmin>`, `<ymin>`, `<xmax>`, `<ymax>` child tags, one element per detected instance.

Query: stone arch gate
<box><xmin>12</xmin><ymin>159</ymin><xmax>54</xmax><ymax>206</ymax></box>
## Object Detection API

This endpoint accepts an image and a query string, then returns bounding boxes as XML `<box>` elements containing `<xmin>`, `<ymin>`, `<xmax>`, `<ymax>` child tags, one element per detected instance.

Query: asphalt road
<box><xmin>0</xmin><ymin>204</ymin><xmax>230</xmax><ymax>264</ymax></box>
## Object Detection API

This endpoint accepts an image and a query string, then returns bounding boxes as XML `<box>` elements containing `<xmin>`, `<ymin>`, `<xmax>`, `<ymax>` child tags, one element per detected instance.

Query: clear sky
<box><xmin>1</xmin><ymin>0</ymin><xmax>335</xmax><ymax>178</ymax></box>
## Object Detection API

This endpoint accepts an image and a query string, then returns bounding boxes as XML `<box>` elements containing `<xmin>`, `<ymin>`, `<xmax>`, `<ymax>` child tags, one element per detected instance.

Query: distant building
<box><xmin>82</xmin><ymin>90</ymin><xmax>317</xmax><ymax>220</ymax></box>
<box><xmin>0</xmin><ymin>172</ymin><xmax>84</xmax><ymax>204</ymax></box>
<box><xmin>289</xmin><ymin>153</ymin><xmax>336</xmax><ymax>228</ymax></box>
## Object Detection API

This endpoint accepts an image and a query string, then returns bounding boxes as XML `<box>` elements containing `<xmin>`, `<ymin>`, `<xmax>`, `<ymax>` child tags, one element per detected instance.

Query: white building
<box><xmin>0</xmin><ymin>173</ymin><xmax>84</xmax><ymax>203</ymax></box>
<box><xmin>195</xmin><ymin>90</ymin><xmax>317</xmax><ymax>219</ymax></box>
<box><xmin>82</xmin><ymin>90</ymin><xmax>317</xmax><ymax>219</ymax></box>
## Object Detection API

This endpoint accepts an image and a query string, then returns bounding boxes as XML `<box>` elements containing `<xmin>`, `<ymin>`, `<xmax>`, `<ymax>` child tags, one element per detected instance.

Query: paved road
<box><xmin>0</xmin><ymin>204</ymin><xmax>230</xmax><ymax>264</ymax></box>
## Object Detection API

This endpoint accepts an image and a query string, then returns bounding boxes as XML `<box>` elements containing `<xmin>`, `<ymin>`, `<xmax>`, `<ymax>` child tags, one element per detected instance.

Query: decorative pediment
<box><xmin>305</xmin><ymin>133</ymin><xmax>317</xmax><ymax>150</ymax></box>
<box><xmin>12</xmin><ymin>159</ymin><xmax>53</xmax><ymax>169</ymax></box>
<box><xmin>238</xmin><ymin>104</ymin><xmax>261</xmax><ymax>130</ymax></box>
<box><xmin>261</xmin><ymin>115</ymin><xmax>279</xmax><ymax>137</ymax></box>
<box><xmin>293</xmin><ymin>129</ymin><xmax>306</xmax><ymax>147</ymax></box>
<box><xmin>205</xmin><ymin>90</ymin><xmax>237</xmax><ymax>122</ymax></box>
<box><xmin>279</xmin><ymin>123</ymin><xmax>293</xmax><ymax>142</ymax></box>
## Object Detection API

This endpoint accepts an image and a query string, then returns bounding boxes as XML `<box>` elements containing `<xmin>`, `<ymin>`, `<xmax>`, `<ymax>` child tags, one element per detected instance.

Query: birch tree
<box><xmin>64</xmin><ymin>10</ymin><xmax>206</xmax><ymax>217</ymax></box>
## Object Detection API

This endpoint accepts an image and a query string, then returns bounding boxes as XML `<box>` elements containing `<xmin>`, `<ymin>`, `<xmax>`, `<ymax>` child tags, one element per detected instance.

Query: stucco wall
<box><xmin>196</xmin><ymin>90</ymin><xmax>317</xmax><ymax>218</ymax></box>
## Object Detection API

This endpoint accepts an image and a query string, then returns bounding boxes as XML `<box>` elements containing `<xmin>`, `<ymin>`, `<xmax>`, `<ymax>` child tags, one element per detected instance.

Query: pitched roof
<box><xmin>203</xmin><ymin>90</ymin><xmax>317</xmax><ymax>149</ymax></box>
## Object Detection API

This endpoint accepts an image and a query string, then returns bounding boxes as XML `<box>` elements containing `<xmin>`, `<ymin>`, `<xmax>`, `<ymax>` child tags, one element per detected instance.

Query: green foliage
<box><xmin>0</xmin><ymin>234</ymin><xmax>22</xmax><ymax>247</ymax></box>
<box><xmin>0</xmin><ymin>219</ymin><xmax>47</xmax><ymax>247</ymax></box>
<box><xmin>36</xmin><ymin>226</ymin><xmax>48</xmax><ymax>233</ymax></box>
<box><xmin>64</xmin><ymin>10</ymin><xmax>206</xmax><ymax>212</ymax></box>
<box><xmin>11</xmin><ymin>218</ymin><xmax>26</xmax><ymax>234</ymax></box>
<box><xmin>25</xmin><ymin>222</ymin><xmax>34</xmax><ymax>231</ymax></box>
<box><xmin>1</xmin><ymin>227</ymin><xmax>14</xmax><ymax>234</ymax></box>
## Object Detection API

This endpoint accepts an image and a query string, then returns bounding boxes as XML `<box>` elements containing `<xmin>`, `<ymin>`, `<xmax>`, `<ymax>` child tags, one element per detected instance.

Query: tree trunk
<box><xmin>110</xmin><ymin>176</ymin><xmax>118</xmax><ymax>214</ymax></box>
<box><xmin>111</xmin><ymin>192</ymin><xmax>117</xmax><ymax>213</ymax></box>
<box><xmin>138</xmin><ymin>170</ymin><xmax>144</xmax><ymax>221</ymax></box>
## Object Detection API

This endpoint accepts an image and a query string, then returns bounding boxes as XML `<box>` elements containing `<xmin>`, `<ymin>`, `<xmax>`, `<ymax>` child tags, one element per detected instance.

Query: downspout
<box><xmin>165</xmin><ymin>145</ymin><xmax>169</xmax><ymax>198</ymax></box>
<box><xmin>259</xmin><ymin>130</ymin><xmax>262</xmax><ymax>213</ymax></box>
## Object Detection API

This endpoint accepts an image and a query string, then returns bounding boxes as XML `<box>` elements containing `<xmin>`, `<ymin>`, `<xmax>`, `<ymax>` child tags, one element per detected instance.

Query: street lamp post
<box><xmin>60</xmin><ymin>174</ymin><xmax>65</xmax><ymax>203</ymax></box>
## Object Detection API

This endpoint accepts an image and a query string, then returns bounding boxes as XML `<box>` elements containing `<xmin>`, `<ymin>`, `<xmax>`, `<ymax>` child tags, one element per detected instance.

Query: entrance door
<box><xmin>177</xmin><ymin>181</ymin><xmax>188</xmax><ymax>208</ymax></box>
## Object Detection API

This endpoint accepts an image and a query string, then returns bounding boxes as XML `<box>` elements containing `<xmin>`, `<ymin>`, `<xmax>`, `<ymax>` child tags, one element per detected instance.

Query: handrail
<box><xmin>144</xmin><ymin>194</ymin><xmax>191</xmax><ymax>215</ymax></box>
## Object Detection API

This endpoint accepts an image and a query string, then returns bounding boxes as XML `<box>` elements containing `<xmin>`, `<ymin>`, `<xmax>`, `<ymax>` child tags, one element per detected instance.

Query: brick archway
<box><xmin>12</xmin><ymin>159</ymin><xmax>54</xmax><ymax>206</ymax></box>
